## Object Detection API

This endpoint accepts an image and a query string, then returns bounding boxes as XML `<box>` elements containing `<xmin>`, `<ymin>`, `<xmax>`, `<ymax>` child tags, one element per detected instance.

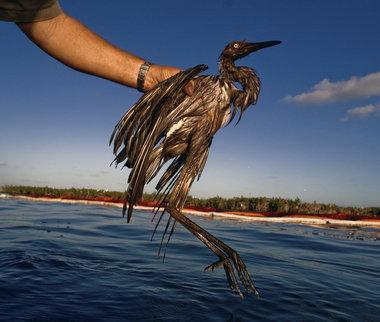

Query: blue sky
<box><xmin>0</xmin><ymin>0</ymin><xmax>379</xmax><ymax>207</ymax></box>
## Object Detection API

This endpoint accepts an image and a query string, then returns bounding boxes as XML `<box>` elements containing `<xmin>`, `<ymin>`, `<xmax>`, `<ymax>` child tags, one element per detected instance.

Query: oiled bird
<box><xmin>110</xmin><ymin>40</ymin><xmax>281</xmax><ymax>297</ymax></box>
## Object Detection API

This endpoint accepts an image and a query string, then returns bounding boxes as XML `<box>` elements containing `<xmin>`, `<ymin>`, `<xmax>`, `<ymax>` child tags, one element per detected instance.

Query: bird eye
<box><xmin>233</xmin><ymin>43</ymin><xmax>239</xmax><ymax>49</ymax></box>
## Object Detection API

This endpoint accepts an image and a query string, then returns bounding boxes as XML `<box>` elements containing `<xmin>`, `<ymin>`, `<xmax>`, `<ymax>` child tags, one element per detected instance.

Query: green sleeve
<box><xmin>0</xmin><ymin>0</ymin><xmax>62</xmax><ymax>22</ymax></box>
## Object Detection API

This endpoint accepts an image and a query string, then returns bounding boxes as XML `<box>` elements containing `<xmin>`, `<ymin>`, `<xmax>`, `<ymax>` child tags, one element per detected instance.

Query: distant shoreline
<box><xmin>1</xmin><ymin>193</ymin><xmax>379</xmax><ymax>228</ymax></box>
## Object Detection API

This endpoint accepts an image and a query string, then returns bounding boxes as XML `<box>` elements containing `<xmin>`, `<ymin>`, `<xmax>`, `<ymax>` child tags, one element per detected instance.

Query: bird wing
<box><xmin>166</xmin><ymin>130</ymin><xmax>212</xmax><ymax>209</ymax></box>
<box><xmin>110</xmin><ymin>64</ymin><xmax>208</xmax><ymax>222</ymax></box>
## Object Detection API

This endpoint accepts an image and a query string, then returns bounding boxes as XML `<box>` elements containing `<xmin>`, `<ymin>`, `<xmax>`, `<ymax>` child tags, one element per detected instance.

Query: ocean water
<box><xmin>0</xmin><ymin>198</ymin><xmax>379</xmax><ymax>321</ymax></box>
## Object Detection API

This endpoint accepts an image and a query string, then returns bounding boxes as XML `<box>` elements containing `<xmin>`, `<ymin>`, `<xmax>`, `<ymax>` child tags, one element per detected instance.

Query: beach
<box><xmin>2</xmin><ymin>193</ymin><xmax>379</xmax><ymax>228</ymax></box>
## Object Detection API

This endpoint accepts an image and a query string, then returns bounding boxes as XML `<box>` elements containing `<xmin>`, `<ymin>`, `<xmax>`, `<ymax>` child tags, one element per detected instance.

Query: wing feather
<box><xmin>110</xmin><ymin>64</ymin><xmax>208</xmax><ymax>222</ymax></box>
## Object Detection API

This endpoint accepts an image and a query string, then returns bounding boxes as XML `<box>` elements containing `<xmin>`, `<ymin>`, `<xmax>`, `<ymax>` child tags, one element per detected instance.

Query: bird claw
<box><xmin>204</xmin><ymin>252</ymin><xmax>259</xmax><ymax>298</ymax></box>
<box><xmin>204</xmin><ymin>259</ymin><xmax>226</xmax><ymax>272</ymax></box>
<box><xmin>231</xmin><ymin>252</ymin><xmax>259</xmax><ymax>296</ymax></box>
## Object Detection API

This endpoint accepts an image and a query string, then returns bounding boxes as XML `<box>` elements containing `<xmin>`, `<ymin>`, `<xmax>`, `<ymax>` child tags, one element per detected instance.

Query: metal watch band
<box><xmin>136</xmin><ymin>61</ymin><xmax>152</xmax><ymax>92</ymax></box>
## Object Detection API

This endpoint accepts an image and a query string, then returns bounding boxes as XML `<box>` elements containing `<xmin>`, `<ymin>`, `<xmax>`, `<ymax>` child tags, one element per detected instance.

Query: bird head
<box><xmin>220</xmin><ymin>40</ymin><xmax>281</xmax><ymax>61</ymax></box>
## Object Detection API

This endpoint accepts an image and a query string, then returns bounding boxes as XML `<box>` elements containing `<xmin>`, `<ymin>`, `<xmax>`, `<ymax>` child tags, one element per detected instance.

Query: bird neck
<box><xmin>219</xmin><ymin>56</ymin><xmax>240</xmax><ymax>81</ymax></box>
<box><xmin>219</xmin><ymin>56</ymin><xmax>260</xmax><ymax>112</ymax></box>
<box><xmin>219</xmin><ymin>56</ymin><xmax>259</xmax><ymax>92</ymax></box>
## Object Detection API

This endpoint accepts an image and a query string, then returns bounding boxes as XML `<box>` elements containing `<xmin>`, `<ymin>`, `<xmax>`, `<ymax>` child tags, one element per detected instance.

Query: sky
<box><xmin>0</xmin><ymin>0</ymin><xmax>379</xmax><ymax>207</ymax></box>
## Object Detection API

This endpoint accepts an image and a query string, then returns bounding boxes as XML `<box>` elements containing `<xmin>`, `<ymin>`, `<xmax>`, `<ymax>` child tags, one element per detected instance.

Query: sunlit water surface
<box><xmin>0</xmin><ymin>199</ymin><xmax>379</xmax><ymax>321</ymax></box>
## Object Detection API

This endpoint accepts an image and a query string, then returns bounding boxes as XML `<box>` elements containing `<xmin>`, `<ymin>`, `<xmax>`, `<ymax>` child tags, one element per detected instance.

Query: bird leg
<box><xmin>193</xmin><ymin>229</ymin><xmax>243</xmax><ymax>297</ymax></box>
<box><xmin>166</xmin><ymin>206</ymin><xmax>258</xmax><ymax>297</ymax></box>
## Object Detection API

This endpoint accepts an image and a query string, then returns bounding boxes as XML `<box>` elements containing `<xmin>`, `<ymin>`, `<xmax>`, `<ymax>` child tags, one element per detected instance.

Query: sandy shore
<box><xmin>1</xmin><ymin>193</ymin><xmax>380</xmax><ymax>227</ymax></box>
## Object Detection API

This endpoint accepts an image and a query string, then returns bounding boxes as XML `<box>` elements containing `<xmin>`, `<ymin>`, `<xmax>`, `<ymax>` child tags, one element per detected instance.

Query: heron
<box><xmin>110</xmin><ymin>40</ymin><xmax>281</xmax><ymax>297</ymax></box>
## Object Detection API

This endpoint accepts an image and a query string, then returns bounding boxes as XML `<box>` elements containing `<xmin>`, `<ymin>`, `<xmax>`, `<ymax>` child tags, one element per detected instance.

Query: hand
<box><xmin>144</xmin><ymin>64</ymin><xmax>195</xmax><ymax>96</ymax></box>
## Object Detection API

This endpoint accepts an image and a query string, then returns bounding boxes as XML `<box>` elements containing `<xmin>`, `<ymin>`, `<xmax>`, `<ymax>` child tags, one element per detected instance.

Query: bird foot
<box><xmin>205</xmin><ymin>253</ymin><xmax>259</xmax><ymax>298</ymax></box>
<box><xmin>222</xmin><ymin>251</ymin><xmax>259</xmax><ymax>297</ymax></box>
<box><xmin>229</xmin><ymin>251</ymin><xmax>259</xmax><ymax>296</ymax></box>
<box><xmin>204</xmin><ymin>258</ymin><xmax>226</xmax><ymax>272</ymax></box>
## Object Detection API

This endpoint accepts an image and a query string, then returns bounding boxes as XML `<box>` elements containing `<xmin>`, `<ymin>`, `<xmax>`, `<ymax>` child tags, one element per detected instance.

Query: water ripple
<box><xmin>0</xmin><ymin>198</ymin><xmax>379</xmax><ymax>321</ymax></box>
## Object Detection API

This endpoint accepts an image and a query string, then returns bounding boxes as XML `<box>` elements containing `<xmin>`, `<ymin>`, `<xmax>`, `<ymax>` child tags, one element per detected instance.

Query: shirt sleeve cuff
<box><xmin>0</xmin><ymin>1</ymin><xmax>63</xmax><ymax>23</ymax></box>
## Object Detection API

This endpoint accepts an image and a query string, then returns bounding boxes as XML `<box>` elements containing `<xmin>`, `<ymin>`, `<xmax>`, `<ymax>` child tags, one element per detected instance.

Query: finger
<box><xmin>183</xmin><ymin>80</ymin><xmax>194</xmax><ymax>96</ymax></box>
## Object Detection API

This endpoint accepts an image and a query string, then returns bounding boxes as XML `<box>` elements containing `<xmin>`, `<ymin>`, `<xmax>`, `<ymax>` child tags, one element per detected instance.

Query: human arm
<box><xmin>17</xmin><ymin>11</ymin><xmax>193</xmax><ymax>94</ymax></box>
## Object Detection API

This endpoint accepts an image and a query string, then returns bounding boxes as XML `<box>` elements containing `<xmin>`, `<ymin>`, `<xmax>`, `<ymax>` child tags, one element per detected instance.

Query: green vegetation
<box><xmin>1</xmin><ymin>185</ymin><xmax>125</xmax><ymax>202</ymax></box>
<box><xmin>1</xmin><ymin>185</ymin><xmax>379</xmax><ymax>218</ymax></box>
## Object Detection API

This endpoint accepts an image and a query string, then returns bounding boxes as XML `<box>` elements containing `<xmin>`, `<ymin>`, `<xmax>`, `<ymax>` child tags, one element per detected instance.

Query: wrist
<box><xmin>142</xmin><ymin>63</ymin><xmax>159</xmax><ymax>91</ymax></box>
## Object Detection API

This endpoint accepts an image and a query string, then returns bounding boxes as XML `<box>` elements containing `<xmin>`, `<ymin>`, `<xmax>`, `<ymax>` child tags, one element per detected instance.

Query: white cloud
<box><xmin>285</xmin><ymin>71</ymin><xmax>380</xmax><ymax>104</ymax></box>
<box><xmin>341</xmin><ymin>102</ymin><xmax>380</xmax><ymax>122</ymax></box>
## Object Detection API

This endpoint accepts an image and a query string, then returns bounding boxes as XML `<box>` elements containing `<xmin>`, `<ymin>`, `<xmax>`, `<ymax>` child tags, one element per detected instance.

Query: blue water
<box><xmin>0</xmin><ymin>199</ymin><xmax>379</xmax><ymax>321</ymax></box>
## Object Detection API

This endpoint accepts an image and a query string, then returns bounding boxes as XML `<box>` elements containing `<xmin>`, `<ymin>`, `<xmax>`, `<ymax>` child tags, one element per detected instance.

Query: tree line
<box><xmin>1</xmin><ymin>185</ymin><xmax>379</xmax><ymax>218</ymax></box>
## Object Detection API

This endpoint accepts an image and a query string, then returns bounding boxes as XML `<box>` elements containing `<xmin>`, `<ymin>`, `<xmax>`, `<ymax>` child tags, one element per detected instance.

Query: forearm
<box><xmin>17</xmin><ymin>11</ymin><xmax>193</xmax><ymax>94</ymax></box>
<box><xmin>17</xmin><ymin>12</ymin><xmax>146</xmax><ymax>88</ymax></box>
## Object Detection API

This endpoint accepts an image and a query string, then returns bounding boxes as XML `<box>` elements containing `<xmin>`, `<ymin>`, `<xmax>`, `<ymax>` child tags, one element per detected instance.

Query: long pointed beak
<box><xmin>246</xmin><ymin>40</ymin><xmax>281</xmax><ymax>53</ymax></box>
